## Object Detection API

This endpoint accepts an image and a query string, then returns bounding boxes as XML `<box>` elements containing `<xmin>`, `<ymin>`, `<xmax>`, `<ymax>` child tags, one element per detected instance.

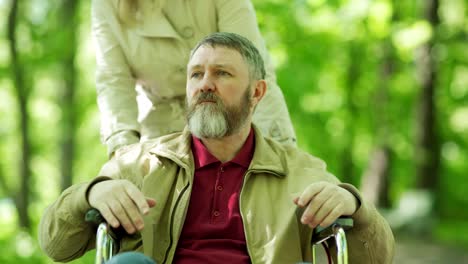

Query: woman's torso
<box><xmin>114</xmin><ymin>0</ymin><xmax>219</xmax><ymax>138</ymax></box>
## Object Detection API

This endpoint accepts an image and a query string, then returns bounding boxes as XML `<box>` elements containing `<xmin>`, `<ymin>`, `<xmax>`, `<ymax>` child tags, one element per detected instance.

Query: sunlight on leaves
<box><xmin>14</xmin><ymin>231</ymin><xmax>35</xmax><ymax>258</ymax></box>
<box><xmin>0</xmin><ymin>199</ymin><xmax>17</xmax><ymax>239</ymax></box>
<box><xmin>0</xmin><ymin>40</ymin><xmax>10</xmax><ymax>66</ymax></box>
<box><xmin>450</xmin><ymin>66</ymin><xmax>468</xmax><ymax>99</ymax></box>
<box><xmin>306</xmin><ymin>0</ymin><xmax>326</xmax><ymax>8</ymax></box>
<box><xmin>339</xmin><ymin>0</ymin><xmax>370</xmax><ymax>21</ymax></box>
<box><xmin>450</xmin><ymin>107</ymin><xmax>468</xmax><ymax>134</ymax></box>
<box><xmin>28</xmin><ymin>0</ymin><xmax>50</xmax><ymax>25</ymax></box>
<box><xmin>300</xmin><ymin>91</ymin><xmax>342</xmax><ymax>113</ymax></box>
<box><xmin>442</xmin><ymin>142</ymin><xmax>460</xmax><ymax>162</ymax></box>
<box><xmin>393</xmin><ymin>21</ymin><xmax>433</xmax><ymax>56</ymax></box>
<box><xmin>296</xmin><ymin>6</ymin><xmax>340</xmax><ymax>35</ymax></box>
<box><xmin>367</xmin><ymin>0</ymin><xmax>392</xmax><ymax>38</ymax></box>
<box><xmin>30</xmin><ymin>98</ymin><xmax>60</xmax><ymax>125</ymax></box>
<box><xmin>270</xmin><ymin>46</ymin><xmax>288</xmax><ymax>68</ymax></box>
<box><xmin>326</xmin><ymin>116</ymin><xmax>345</xmax><ymax>136</ymax></box>
<box><xmin>353</xmin><ymin>133</ymin><xmax>373</xmax><ymax>165</ymax></box>
<box><xmin>0</xmin><ymin>80</ymin><xmax>16</xmax><ymax>121</ymax></box>
<box><xmin>440</xmin><ymin>0</ymin><xmax>466</xmax><ymax>28</ymax></box>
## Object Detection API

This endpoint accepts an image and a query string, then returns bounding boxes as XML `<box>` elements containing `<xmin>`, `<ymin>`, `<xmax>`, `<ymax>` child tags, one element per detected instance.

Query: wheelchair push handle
<box><xmin>85</xmin><ymin>208</ymin><xmax>106</xmax><ymax>225</ymax></box>
<box><xmin>310</xmin><ymin>217</ymin><xmax>354</xmax><ymax>264</ymax></box>
<box><xmin>85</xmin><ymin>208</ymin><xmax>119</xmax><ymax>264</ymax></box>
<box><xmin>312</xmin><ymin>217</ymin><xmax>353</xmax><ymax>244</ymax></box>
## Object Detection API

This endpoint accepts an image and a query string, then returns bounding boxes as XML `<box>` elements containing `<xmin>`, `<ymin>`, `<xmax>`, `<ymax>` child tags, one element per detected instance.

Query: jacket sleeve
<box><xmin>38</xmin><ymin>180</ymin><xmax>107</xmax><ymax>262</ymax></box>
<box><xmin>215</xmin><ymin>0</ymin><xmax>297</xmax><ymax>146</ymax></box>
<box><xmin>38</xmin><ymin>148</ymin><xmax>144</xmax><ymax>262</ymax></box>
<box><xmin>337</xmin><ymin>183</ymin><xmax>395</xmax><ymax>264</ymax></box>
<box><xmin>91</xmin><ymin>0</ymin><xmax>140</xmax><ymax>156</ymax></box>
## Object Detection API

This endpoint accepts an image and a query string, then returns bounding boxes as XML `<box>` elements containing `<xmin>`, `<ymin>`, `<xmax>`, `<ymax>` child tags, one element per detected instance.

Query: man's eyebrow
<box><xmin>187</xmin><ymin>63</ymin><xmax>235</xmax><ymax>70</ymax></box>
<box><xmin>212</xmin><ymin>63</ymin><xmax>234</xmax><ymax>69</ymax></box>
<box><xmin>187</xmin><ymin>64</ymin><xmax>202</xmax><ymax>71</ymax></box>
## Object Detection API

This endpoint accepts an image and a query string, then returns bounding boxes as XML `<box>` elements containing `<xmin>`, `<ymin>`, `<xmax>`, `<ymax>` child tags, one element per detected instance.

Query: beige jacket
<box><xmin>92</xmin><ymin>0</ymin><xmax>296</xmax><ymax>155</ymax></box>
<box><xmin>39</xmin><ymin>126</ymin><xmax>394</xmax><ymax>264</ymax></box>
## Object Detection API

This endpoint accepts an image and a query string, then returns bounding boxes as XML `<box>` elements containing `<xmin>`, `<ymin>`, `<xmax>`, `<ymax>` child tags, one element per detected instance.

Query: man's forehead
<box><xmin>188</xmin><ymin>45</ymin><xmax>244</xmax><ymax>67</ymax></box>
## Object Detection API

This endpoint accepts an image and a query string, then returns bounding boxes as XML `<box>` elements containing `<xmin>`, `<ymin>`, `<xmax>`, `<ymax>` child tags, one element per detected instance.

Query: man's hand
<box><xmin>88</xmin><ymin>180</ymin><xmax>156</xmax><ymax>234</ymax></box>
<box><xmin>293</xmin><ymin>182</ymin><xmax>358</xmax><ymax>229</ymax></box>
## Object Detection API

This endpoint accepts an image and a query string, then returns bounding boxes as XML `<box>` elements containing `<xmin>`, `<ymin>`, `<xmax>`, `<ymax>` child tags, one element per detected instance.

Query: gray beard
<box><xmin>188</xmin><ymin>103</ymin><xmax>228</xmax><ymax>138</ymax></box>
<box><xmin>186</xmin><ymin>89</ymin><xmax>251</xmax><ymax>139</ymax></box>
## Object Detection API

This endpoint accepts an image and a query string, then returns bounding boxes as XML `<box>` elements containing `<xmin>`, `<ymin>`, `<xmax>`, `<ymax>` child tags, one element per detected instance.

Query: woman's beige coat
<box><xmin>92</xmin><ymin>0</ymin><xmax>296</xmax><ymax>155</ymax></box>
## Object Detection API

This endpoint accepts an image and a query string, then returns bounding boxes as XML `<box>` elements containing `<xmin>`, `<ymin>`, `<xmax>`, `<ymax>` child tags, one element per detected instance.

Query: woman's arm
<box><xmin>92</xmin><ymin>0</ymin><xmax>140</xmax><ymax>156</ymax></box>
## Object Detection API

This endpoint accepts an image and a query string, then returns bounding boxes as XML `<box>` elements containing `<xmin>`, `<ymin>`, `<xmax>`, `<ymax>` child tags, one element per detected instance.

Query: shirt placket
<box><xmin>211</xmin><ymin>163</ymin><xmax>226</xmax><ymax>223</ymax></box>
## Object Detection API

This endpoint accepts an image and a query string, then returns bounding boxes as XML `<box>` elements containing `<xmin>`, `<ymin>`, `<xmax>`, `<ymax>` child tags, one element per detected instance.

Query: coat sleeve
<box><xmin>38</xmin><ymin>180</ymin><xmax>106</xmax><ymax>262</ymax></box>
<box><xmin>38</xmin><ymin>147</ymin><xmax>145</xmax><ymax>262</ymax></box>
<box><xmin>337</xmin><ymin>183</ymin><xmax>395</xmax><ymax>264</ymax></box>
<box><xmin>91</xmin><ymin>0</ymin><xmax>140</xmax><ymax>156</ymax></box>
<box><xmin>215</xmin><ymin>0</ymin><xmax>297</xmax><ymax>146</ymax></box>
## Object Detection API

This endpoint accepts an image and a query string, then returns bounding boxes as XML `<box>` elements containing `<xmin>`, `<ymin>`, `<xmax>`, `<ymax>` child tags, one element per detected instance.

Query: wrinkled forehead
<box><xmin>188</xmin><ymin>45</ymin><xmax>246</xmax><ymax>69</ymax></box>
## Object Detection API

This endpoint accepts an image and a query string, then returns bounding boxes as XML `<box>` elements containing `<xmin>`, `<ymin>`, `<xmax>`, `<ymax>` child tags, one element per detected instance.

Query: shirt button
<box><xmin>220</xmin><ymin>167</ymin><xmax>224</xmax><ymax>172</ymax></box>
<box><xmin>213</xmin><ymin>211</ymin><xmax>220</xmax><ymax>217</ymax></box>
<box><xmin>182</xmin><ymin>26</ymin><xmax>194</xmax><ymax>39</ymax></box>
<box><xmin>217</xmin><ymin>185</ymin><xmax>223</xmax><ymax>191</ymax></box>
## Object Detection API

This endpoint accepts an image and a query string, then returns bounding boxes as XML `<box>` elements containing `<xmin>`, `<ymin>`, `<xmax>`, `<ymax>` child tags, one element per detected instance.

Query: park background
<box><xmin>0</xmin><ymin>0</ymin><xmax>467</xmax><ymax>263</ymax></box>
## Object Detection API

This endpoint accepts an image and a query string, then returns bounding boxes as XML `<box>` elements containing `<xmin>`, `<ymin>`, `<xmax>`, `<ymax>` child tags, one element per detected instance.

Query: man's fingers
<box><xmin>98</xmin><ymin>205</ymin><xmax>120</xmax><ymax>229</ymax></box>
<box><xmin>319</xmin><ymin>206</ymin><xmax>342</xmax><ymax>228</ymax></box>
<box><xmin>301</xmin><ymin>190</ymin><xmax>333</xmax><ymax>225</ymax></box>
<box><xmin>146</xmin><ymin>198</ymin><xmax>156</xmax><ymax>209</ymax></box>
<box><xmin>118</xmin><ymin>193</ymin><xmax>147</xmax><ymax>231</ymax></box>
<box><xmin>108</xmin><ymin>199</ymin><xmax>136</xmax><ymax>234</ymax></box>
<box><xmin>125</xmin><ymin>184</ymin><xmax>150</xmax><ymax>215</ymax></box>
<box><xmin>296</xmin><ymin>183</ymin><xmax>326</xmax><ymax>207</ymax></box>
<box><xmin>87</xmin><ymin>180</ymin><xmax>155</xmax><ymax>233</ymax></box>
<box><xmin>293</xmin><ymin>197</ymin><xmax>299</xmax><ymax>205</ymax></box>
<box><xmin>307</xmin><ymin>197</ymin><xmax>338</xmax><ymax>228</ymax></box>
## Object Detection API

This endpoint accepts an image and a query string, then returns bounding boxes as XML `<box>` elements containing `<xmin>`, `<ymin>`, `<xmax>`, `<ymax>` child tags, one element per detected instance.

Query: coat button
<box><xmin>182</xmin><ymin>26</ymin><xmax>194</xmax><ymax>39</ymax></box>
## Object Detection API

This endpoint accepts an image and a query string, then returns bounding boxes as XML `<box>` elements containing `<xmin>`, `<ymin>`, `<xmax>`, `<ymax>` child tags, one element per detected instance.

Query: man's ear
<box><xmin>252</xmin><ymin>79</ymin><xmax>266</xmax><ymax>107</ymax></box>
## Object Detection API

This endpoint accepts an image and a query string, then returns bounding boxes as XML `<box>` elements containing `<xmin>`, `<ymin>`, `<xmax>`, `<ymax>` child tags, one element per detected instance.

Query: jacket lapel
<box><xmin>135</xmin><ymin>7</ymin><xmax>179</xmax><ymax>39</ymax></box>
<box><xmin>249</xmin><ymin>126</ymin><xmax>287</xmax><ymax>177</ymax></box>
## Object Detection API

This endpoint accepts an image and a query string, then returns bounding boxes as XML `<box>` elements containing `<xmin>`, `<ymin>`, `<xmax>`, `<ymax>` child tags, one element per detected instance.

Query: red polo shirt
<box><xmin>173</xmin><ymin>129</ymin><xmax>255</xmax><ymax>264</ymax></box>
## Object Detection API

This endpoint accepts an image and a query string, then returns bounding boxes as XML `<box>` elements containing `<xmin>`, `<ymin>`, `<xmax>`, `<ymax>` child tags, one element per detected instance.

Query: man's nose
<box><xmin>199</xmin><ymin>75</ymin><xmax>215</xmax><ymax>92</ymax></box>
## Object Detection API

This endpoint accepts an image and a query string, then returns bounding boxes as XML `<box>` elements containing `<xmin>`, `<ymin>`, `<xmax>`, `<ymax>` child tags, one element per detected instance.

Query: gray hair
<box><xmin>190</xmin><ymin>32</ymin><xmax>266</xmax><ymax>80</ymax></box>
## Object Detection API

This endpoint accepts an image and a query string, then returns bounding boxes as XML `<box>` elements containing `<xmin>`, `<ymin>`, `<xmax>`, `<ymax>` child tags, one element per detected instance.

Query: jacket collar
<box><xmin>148</xmin><ymin>125</ymin><xmax>287</xmax><ymax>178</ymax></box>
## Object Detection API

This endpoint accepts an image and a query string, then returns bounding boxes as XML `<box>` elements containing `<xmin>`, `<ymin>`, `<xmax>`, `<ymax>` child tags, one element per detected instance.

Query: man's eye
<box><xmin>217</xmin><ymin>70</ymin><xmax>231</xmax><ymax>76</ymax></box>
<box><xmin>191</xmin><ymin>72</ymin><xmax>202</xmax><ymax>78</ymax></box>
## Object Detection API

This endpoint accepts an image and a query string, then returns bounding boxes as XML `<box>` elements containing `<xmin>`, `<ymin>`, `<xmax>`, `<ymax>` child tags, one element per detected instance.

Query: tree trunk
<box><xmin>340</xmin><ymin>42</ymin><xmax>360</xmax><ymax>185</ymax></box>
<box><xmin>58</xmin><ymin>0</ymin><xmax>79</xmax><ymax>191</ymax></box>
<box><xmin>361</xmin><ymin>40</ymin><xmax>394</xmax><ymax>208</ymax></box>
<box><xmin>7</xmin><ymin>0</ymin><xmax>32</xmax><ymax>230</ymax></box>
<box><xmin>361</xmin><ymin>147</ymin><xmax>392</xmax><ymax>207</ymax></box>
<box><xmin>415</xmin><ymin>0</ymin><xmax>440</xmax><ymax>207</ymax></box>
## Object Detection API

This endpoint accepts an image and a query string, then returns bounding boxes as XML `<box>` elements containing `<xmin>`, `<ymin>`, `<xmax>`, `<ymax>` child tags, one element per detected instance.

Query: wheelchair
<box><xmin>85</xmin><ymin>209</ymin><xmax>353</xmax><ymax>264</ymax></box>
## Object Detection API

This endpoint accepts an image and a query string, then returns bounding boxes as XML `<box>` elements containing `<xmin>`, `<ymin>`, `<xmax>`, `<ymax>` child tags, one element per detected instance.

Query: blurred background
<box><xmin>0</xmin><ymin>0</ymin><xmax>467</xmax><ymax>263</ymax></box>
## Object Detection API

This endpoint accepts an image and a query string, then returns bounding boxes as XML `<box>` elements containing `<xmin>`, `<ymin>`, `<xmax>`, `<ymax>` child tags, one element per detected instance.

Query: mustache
<box><xmin>192</xmin><ymin>92</ymin><xmax>220</xmax><ymax>105</ymax></box>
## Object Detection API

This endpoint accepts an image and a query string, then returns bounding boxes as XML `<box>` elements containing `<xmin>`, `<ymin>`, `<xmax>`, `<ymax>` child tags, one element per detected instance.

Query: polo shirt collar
<box><xmin>148</xmin><ymin>125</ymin><xmax>286</xmax><ymax>178</ymax></box>
<box><xmin>191</xmin><ymin>128</ymin><xmax>255</xmax><ymax>169</ymax></box>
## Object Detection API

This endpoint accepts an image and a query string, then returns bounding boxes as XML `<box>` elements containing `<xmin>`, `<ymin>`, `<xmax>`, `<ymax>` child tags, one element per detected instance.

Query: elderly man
<box><xmin>39</xmin><ymin>32</ymin><xmax>394</xmax><ymax>264</ymax></box>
